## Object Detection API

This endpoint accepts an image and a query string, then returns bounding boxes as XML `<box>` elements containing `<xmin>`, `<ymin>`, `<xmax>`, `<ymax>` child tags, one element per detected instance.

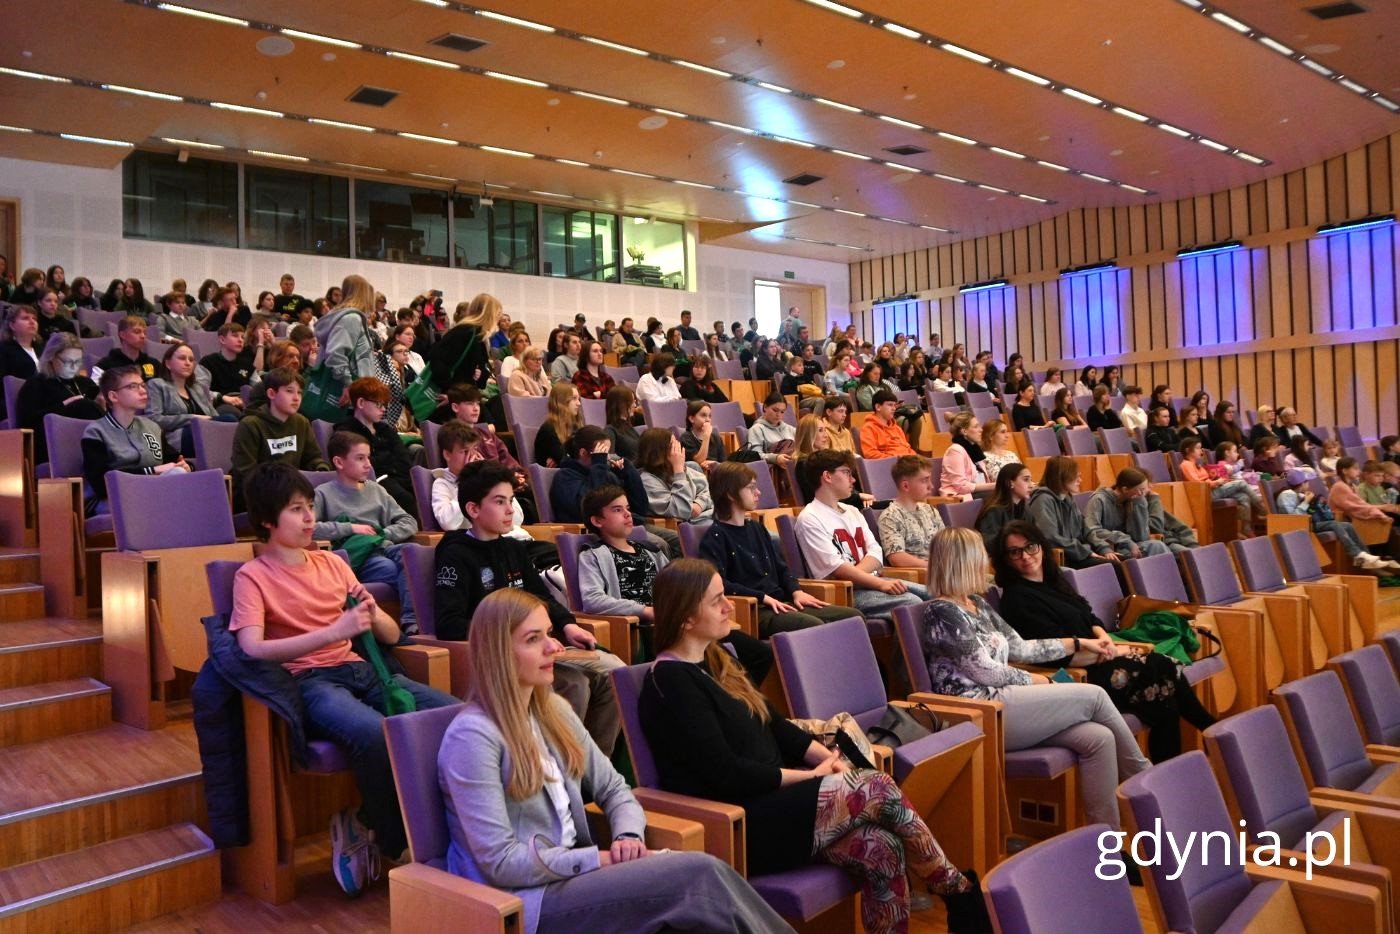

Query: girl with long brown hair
<box><xmin>638</xmin><ymin>559</ymin><xmax>990</xmax><ymax>934</ymax></box>
<box><xmin>534</xmin><ymin>382</ymin><xmax>582</xmax><ymax>469</ymax></box>
<box><xmin>438</xmin><ymin>588</ymin><xmax>786</xmax><ymax>934</ymax></box>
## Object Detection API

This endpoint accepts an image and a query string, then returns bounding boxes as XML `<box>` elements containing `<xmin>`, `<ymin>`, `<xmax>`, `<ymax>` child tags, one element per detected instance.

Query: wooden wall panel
<box><xmin>847</xmin><ymin>130</ymin><xmax>1400</xmax><ymax>439</ymax></box>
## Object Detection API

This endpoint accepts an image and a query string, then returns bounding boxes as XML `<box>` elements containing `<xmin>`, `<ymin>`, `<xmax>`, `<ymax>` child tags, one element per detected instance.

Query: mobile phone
<box><xmin>1050</xmin><ymin>668</ymin><xmax>1076</xmax><ymax>684</ymax></box>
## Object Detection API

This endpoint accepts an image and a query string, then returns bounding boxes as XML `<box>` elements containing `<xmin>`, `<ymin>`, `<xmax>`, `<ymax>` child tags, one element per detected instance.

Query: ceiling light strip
<box><xmin>30</xmin><ymin>40</ymin><xmax>959</xmax><ymax>233</ymax></box>
<box><xmin>792</xmin><ymin>0</ymin><xmax>1271</xmax><ymax>165</ymax></box>
<box><xmin>1173</xmin><ymin>0</ymin><xmax>1397</xmax><ymax>115</ymax></box>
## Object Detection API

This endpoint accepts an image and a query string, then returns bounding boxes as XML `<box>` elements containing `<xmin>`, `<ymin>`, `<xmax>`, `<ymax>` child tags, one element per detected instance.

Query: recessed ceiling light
<box><xmin>883</xmin><ymin>22</ymin><xmax>921</xmax><ymax>39</ymax></box>
<box><xmin>486</xmin><ymin>70</ymin><xmax>548</xmax><ymax>87</ymax></box>
<box><xmin>0</xmin><ymin>66</ymin><xmax>70</xmax><ymax>83</ymax></box>
<box><xmin>814</xmin><ymin>97</ymin><xmax>861</xmax><ymax>112</ymax></box>
<box><xmin>210</xmin><ymin>101</ymin><xmax>284</xmax><ymax>118</ymax></box>
<box><xmin>877</xmin><ymin>115</ymin><xmax>921</xmax><ymax>130</ymax></box>
<box><xmin>255</xmin><ymin>35</ymin><xmax>295</xmax><ymax>57</ymax></box>
<box><xmin>903</xmin><ymin>92</ymin><xmax>916</xmax><ymax>100</ymax></box>
<box><xmin>675</xmin><ymin>60</ymin><xmax>731</xmax><ymax>78</ymax></box>
<box><xmin>60</xmin><ymin>133</ymin><xmax>131</xmax><ymax>147</ymax></box>
<box><xmin>830</xmin><ymin>149</ymin><xmax>871</xmax><ymax>160</ymax></box>
<box><xmin>546</xmin><ymin>98</ymin><xmax>560</xmax><ymax>106</ymax></box>
<box><xmin>480</xmin><ymin>144</ymin><xmax>534</xmax><ymax>158</ymax></box>
<box><xmin>102</xmin><ymin>84</ymin><xmax>182</xmax><ymax>102</ymax></box>
<box><xmin>805</xmin><ymin>0</ymin><xmax>863</xmax><ymax>17</ymax></box>
<box><xmin>574</xmin><ymin>90</ymin><xmax>629</xmax><ymax>105</ymax></box>
<box><xmin>556</xmin><ymin>159</ymin><xmax>590</xmax><ymax>167</ymax></box>
<box><xmin>757</xmin><ymin>82</ymin><xmax>792</xmax><ymax>94</ymax></box>
<box><xmin>398</xmin><ymin>131</ymin><xmax>458</xmax><ymax>145</ymax></box>
<box><xmin>1109</xmin><ymin>148</ymin><xmax>1124</xmax><ymax>156</ymax></box>
<box><xmin>638</xmin><ymin>115</ymin><xmax>668</xmax><ymax>130</ymax></box>
<box><xmin>156</xmin><ymin>3</ymin><xmax>247</xmax><ymax>26</ymax></box>
<box><xmin>386</xmin><ymin>50</ymin><xmax>457</xmax><ymax>69</ymax></box>
<box><xmin>1003</xmin><ymin>66</ymin><xmax>1050</xmax><ymax>86</ymax></box>
<box><xmin>580</xmin><ymin>36</ymin><xmax>648</xmax><ymax>56</ymax></box>
<box><xmin>321</xmin><ymin>52</ymin><xmax>336</xmax><ymax>61</ymax></box>
<box><xmin>711</xmin><ymin>36</ymin><xmax>727</xmax><ymax>44</ymax></box>
<box><xmin>937</xmin><ymin>131</ymin><xmax>976</xmax><ymax>145</ymax></box>
<box><xmin>309</xmin><ymin>117</ymin><xmax>375</xmax><ymax>132</ymax></box>
<box><xmin>476</xmin><ymin>10</ymin><xmax>554</xmax><ymax>32</ymax></box>
<box><xmin>281</xmin><ymin>28</ymin><xmax>360</xmax><ymax>48</ymax></box>
<box><xmin>826</xmin><ymin>59</ymin><xmax>846</xmax><ymax>69</ymax></box>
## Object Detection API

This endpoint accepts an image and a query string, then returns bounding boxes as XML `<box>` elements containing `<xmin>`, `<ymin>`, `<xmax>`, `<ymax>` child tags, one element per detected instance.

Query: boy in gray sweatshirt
<box><xmin>313</xmin><ymin>430</ymin><xmax>420</xmax><ymax>632</ymax></box>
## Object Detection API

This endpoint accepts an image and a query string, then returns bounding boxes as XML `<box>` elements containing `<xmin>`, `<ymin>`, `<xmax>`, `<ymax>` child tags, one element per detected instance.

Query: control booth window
<box><xmin>244</xmin><ymin>165</ymin><xmax>349</xmax><ymax>257</ymax></box>
<box><xmin>453</xmin><ymin>195</ymin><xmax>537</xmax><ymax>274</ymax></box>
<box><xmin>122</xmin><ymin>150</ymin><xmax>238</xmax><ymax>247</ymax></box>
<box><xmin>622</xmin><ymin>217</ymin><xmax>686</xmax><ymax>289</ymax></box>
<box><xmin>355</xmin><ymin>180</ymin><xmax>449</xmax><ymax>266</ymax></box>
<box><xmin>542</xmin><ymin>206</ymin><xmax>619</xmax><ymax>282</ymax></box>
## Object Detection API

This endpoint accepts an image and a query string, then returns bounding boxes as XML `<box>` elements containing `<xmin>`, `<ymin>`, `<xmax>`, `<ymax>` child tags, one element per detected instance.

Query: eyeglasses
<box><xmin>117</xmin><ymin>382</ymin><xmax>146</xmax><ymax>393</ymax></box>
<box><xmin>1004</xmin><ymin>542</ymin><xmax>1042</xmax><ymax>560</ymax></box>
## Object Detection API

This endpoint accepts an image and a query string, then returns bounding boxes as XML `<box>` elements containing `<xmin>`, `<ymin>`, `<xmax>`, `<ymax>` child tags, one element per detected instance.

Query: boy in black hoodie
<box><xmin>434</xmin><ymin>461</ymin><xmax>622</xmax><ymax>753</ymax></box>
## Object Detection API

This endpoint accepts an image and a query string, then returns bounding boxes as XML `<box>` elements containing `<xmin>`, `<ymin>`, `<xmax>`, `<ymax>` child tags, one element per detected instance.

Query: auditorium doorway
<box><xmin>754</xmin><ymin>279</ymin><xmax>828</xmax><ymax>342</ymax></box>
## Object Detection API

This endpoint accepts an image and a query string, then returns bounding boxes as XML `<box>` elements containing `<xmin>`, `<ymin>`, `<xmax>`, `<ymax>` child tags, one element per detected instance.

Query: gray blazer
<box><xmin>578</xmin><ymin>539</ymin><xmax>669</xmax><ymax>617</ymax></box>
<box><xmin>438</xmin><ymin>697</ymin><xmax>646</xmax><ymax>934</ymax></box>
<box><xmin>144</xmin><ymin>373</ymin><xmax>216</xmax><ymax>447</ymax></box>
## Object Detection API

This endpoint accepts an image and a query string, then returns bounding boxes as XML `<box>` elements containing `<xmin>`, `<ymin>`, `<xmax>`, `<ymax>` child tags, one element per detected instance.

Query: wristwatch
<box><xmin>1072</xmin><ymin>637</ymin><xmax>1081</xmax><ymax>653</ymax></box>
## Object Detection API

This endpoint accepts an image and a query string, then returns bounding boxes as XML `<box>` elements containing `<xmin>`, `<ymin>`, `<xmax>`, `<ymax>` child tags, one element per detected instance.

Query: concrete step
<box><xmin>0</xmin><ymin>823</ymin><xmax>219</xmax><ymax>932</ymax></box>
<box><xmin>0</xmin><ymin>678</ymin><xmax>111</xmax><ymax>747</ymax></box>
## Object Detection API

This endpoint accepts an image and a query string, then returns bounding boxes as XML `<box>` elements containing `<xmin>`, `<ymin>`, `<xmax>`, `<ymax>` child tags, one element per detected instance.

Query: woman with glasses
<box><xmin>15</xmin><ymin>332</ymin><xmax>102</xmax><ymax>462</ymax></box>
<box><xmin>80</xmin><ymin>365</ymin><xmax>189</xmax><ymax>515</ymax></box>
<box><xmin>989</xmin><ymin>521</ymin><xmax>1215</xmax><ymax>762</ymax></box>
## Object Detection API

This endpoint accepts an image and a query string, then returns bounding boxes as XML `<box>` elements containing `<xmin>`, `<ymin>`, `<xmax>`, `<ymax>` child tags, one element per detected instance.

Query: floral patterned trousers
<box><xmin>811</xmin><ymin>769</ymin><xmax>968</xmax><ymax>934</ymax></box>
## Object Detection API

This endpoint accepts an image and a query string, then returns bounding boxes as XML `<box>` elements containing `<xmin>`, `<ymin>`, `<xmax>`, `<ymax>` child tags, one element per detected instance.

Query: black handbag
<box><xmin>866</xmin><ymin>702</ymin><xmax>942</xmax><ymax>748</ymax></box>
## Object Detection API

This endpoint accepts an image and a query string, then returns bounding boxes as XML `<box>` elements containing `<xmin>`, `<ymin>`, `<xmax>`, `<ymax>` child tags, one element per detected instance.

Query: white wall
<box><xmin>0</xmin><ymin>155</ymin><xmax>849</xmax><ymax>338</ymax></box>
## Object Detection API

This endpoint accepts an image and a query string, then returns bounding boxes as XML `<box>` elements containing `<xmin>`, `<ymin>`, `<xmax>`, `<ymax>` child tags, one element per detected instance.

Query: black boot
<box><xmin>941</xmin><ymin>870</ymin><xmax>994</xmax><ymax>934</ymax></box>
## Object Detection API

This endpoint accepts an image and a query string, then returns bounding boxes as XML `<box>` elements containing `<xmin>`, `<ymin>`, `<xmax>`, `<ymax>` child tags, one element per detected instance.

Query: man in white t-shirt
<box><xmin>793</xmin><ymin>449</ymin><xmax>929</xmax><ymax>621</ymax></box>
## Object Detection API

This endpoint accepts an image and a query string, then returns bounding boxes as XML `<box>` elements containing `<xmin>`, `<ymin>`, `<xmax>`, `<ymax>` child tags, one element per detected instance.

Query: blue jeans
<box><xmin>854</xmin><ymin>580</ymin><xmax>929</xmax><ymax>621</ymax></box>
<box><xmin>358</xmin><ymin>543</ymin><xmax>415</xmax><ymax>628</ymax></box>
<box><xmin>297</xmin><ymin>661</ymin><xmax>458</xmax><ymax>857</ymax></box>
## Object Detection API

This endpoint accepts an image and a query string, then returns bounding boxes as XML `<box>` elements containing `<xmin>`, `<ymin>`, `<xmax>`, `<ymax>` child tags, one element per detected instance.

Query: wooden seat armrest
<box><xmin>572</xmin><ymin>614</ymin><xmax>637</xmax><ymax>658</ymax></box>
<box><xmin>646</xmin><ymin>517</ymin><xmax>682</xmax><ymax>531</ymax></box>
<box><xmin>906</xmin><ymin>693</ymin><xmax>1003</xmax><ymax>720</ymax></box>
<box><xmin>870</xmin><ymin>744</ymin><xmax>894</xmax><ymax>774</ymax></box>
<box><xmin>1308</xmin><ymin>788</ymin><xmax>1400</xmax><ymax>811</ymax></box>
<box><xmin>630</xmin><ymin>789</ymin><xmax>746</xmax><ymax>873</ymax></box>
<box><xmin>882</xmin><ymin>567</ymin><xmax>926</xmax><ymax>584</ymax></box>
<box><xmin>410</xmin><ymin>531</ymin><xmax>444</xmax><ymax>546</ymax></box>
<box><xmin>1013</xmin><ymin>662</ymin><xmax>1086</xmax><ymax>682</ymax></box>
<box><xmin>520</xmin><ymin>523</ymin><xmax>583</xmax><ymax>544</ymax></box>
<box><xmin>1242</xmin><ymin>864</ymin><xmax>1386</xmax><ymax>931</ymax></box>
<box><xmin>406</xmin><ymin>636</ymin><xmax>470</xmax><ymax>698</ymax></box>
<box><xmin>389</xmin><ymin>644</ymin><xmax>451</xmax><ymax>693</ymax></box>
<box><xmin>388</xmin><ymin>863</ymin><xmax>523</xmax><ymax>934</ymax></box>
<box><xmin>1364</xmin><ymin>745</ymin><xmax>1400</xmax><ymax>763</ymax></box>
<box><xmin>585</xmin><ymin>804</ymin><xmax>705</xmax><ymax>852</ymax></box>
<box><xmin>925</xmin><ymin>496</ymin><xmax>964</xmax><ymax>506</ymax></box>
<box><xmin>727</xmin><ymin>596</ymin><xmax>759</xmax><ymax>638</ymax></box>
<box><xmin>798</xmin><ymin>579</ymin><xmax>854</xmax><ymax>606</ymax></box>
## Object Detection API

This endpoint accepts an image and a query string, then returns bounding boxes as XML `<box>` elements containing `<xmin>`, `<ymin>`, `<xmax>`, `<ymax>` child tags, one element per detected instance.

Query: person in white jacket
<box><xmin>635</xmin><ymin>353</ymin><xmax>681</xmax><ymax>402</ymax></box>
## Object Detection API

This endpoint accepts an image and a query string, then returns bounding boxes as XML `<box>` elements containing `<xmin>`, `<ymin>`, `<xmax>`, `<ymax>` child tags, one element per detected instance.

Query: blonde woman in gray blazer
<box><xmin>437</xmin><ymin>589</ymin><xmax>790</xmax><ymax>934</ymax></box>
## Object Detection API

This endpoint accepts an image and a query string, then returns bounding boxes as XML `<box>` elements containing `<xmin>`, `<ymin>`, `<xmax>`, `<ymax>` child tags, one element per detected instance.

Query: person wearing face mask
<box><xmin>16</xmin><ymin>332</ymin><xmax>102</xmax><ymax>462</ymax></box>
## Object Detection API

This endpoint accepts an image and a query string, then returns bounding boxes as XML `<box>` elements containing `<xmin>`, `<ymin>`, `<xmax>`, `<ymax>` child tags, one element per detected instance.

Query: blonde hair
<box><xmin>926</xmin><ymin>528</ymin><xmax>991</xmax><ymax>599</ymax></box>
<box><xmin>454</xmin><ymin>293</ymin><xmax>503</xmax><ymax>333</ymax></box>
<box><xmin>467</xmin><ymin>590</ymin><xmax>584</xmax><ymax>800</ymax></box>
<box><xmin>339</xmin><ymin>274</ymin><xmax>376</xmax><ymax>312</ymax></box>
<box><xmin>794</xmin><ymin>413</ymin><xmax>829</xmax><ymax>458</ymax></box>
<box><xmin>544</xmin><ymin>381</ymin><xmax>582</xmax><ymax>441</ymax></box>
<box><xmin>653</xmin><ymin>560</ymin><xmax>769</xmax><ymax>722</ymax></box>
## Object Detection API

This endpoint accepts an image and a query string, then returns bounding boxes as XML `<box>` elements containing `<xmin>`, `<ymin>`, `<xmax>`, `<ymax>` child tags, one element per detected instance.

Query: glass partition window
<box><xmin>122</xmin><ymin>150</ymin><xmax>238</xmax><ymax>247</ymax></box>
<box><xmin>244</xmin><ymin>165</ymin><xmax>349</xmax><ymax>257</ymax></box>
<box><xmin>453</xmin><ymin>196</ymin><xmax>537</xmax><ymax>274</ymax></box>
<box><xmin>622</xmin><ymin>217</ymin><xmax>686</xmax><ymax>289</ymax></box>
<box><xmin>355</xmin><ymin>180</ymin><xmax>449</xmax><ymax>266</ymax></box>
<box><xmin>542</xmin><ymin>207</ymin><xmax>619</xmax><ymax>282</ymax></box>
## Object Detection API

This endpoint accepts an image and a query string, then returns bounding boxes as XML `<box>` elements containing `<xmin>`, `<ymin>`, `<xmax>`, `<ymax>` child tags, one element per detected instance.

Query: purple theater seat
<box><xmin>191</xmin><ymin>417</ymin><xmax>238</xmax><ymax>473</ymax></box>
<box><xmin>937</xmin><ymin>498</ymin><xmax>984</xmax><ymax>531</ymax></box>
<box><xmin>857</xmin><ymin>456</ymin><xmax>900</xmax><ymax>502</ymax></box>
<box><xmin>751</xmin><ymin>464</ymin><xmax>780</xmax><ymax>510</ymax></box>
<box><xmin>677</xmin><ymin>521</ymin><xmax>711</xmax><ymax>559</ymax></box>
<box><xmin>420</xmin><ymin>420</ymin><xmax>442</xmax><ymax>468</ymax></box>
<box><xmin>1118</xmin><ymin>752</ymin><xmax>1267</xmax><ymax>932</ymax></box>
<box><xmin>383</xmin><ymin>703</ymin><xmax>467</xmax><ymax>867</ymax></box>
<box><xmin>43</xmin><ymin>413</ymin><xmax>92</xmax><ymax>481</ymax></box>
<box><xmin>1230</xmin><ymin>536</ymin><xmax>1289</xmax><ymax>593</ymax></box>
<box><xmin>708</xmin><ymin>402</ymin><xmax>748</xmax><ymax>448</ymax></box>
<box><xmin>1180</xmin><ymin>543</ymin><xmax>1249</xmax><ymax>605</ymax></box>
<box><xmin>1024</xmin><ymin>427</ymin><xmax>1061</xmax><ymax>458</ymax></box>
<box><xmin>603</xmin><ymin>364</ymin><xmax>639</xmax><ymax>387</ymax></box>
<box><xmin>1061</xmin><ymin>427</ymin><xmax>1098</xmax><ymax>456</ymax></box>
<box><xmin>1379</xmin><ymin>631</ymin><xmax>1400</xmax><ymax>673</ymax></box>
<box><xmin>109</xmin><ymin>468</ymin><xmax>235</xmax><ymax>551</ymax></box>
<box><xmin>555</xmin><ymin>529</ymin><xmax>648</xmax><ymax>614</ymax></box>
<box><xmin>782</xmin><ymin>459</ymin><xmax>808</xmax><ymax>506</ymax></box>
<box><xmin>579</xmin><ymin>398</ymin><xmax>607</xmax><ymax>427</ymax></box>
<box><xmin>1132</xmin><ymin>450</ymin><xmax>1172</xmax><ymax>484</ymax></box>
<box><xmin>510</xmin><ymin>421</ymin><xmax>540</xmax><ymax>468</ymax></box>
<box><xmin>1274</xmin><ymin>671</ymin><xmax>1399</xmax><ymax>794</ymax></box>
<box><xmin>311</xmin><ymin>420</ymin><xmax>336</xmax><ymax>459</ymax></box>
<box><xmin>1204</xmin><ymin>706</ymin><xmax>1331</xmax><ymax>849</ymax></box>
<box><xmin>1329</xmin><ymin>645</ymin><xmax>1400</xmax><ymax>747</ymax></box>
<box><xmin>985</xmin><ymin>825</ymin><xmax>1142</xmax><ymax>934</ymax></box>
<box><xmin>528</xmin><ymin>465</ymin><xmax>560</xmax><ymax>522</ymax></box>
<box><xmin>206</xmin><ymin>558</ymin><xmax>353</xmax><ymax>774</ymax></box>
<box><xmin>1336</xmin><ymin>426</ymin><xmax>1364</xmax><ymax>449</ymax></box>
<box><xmin>410</xmin><ymin>465</ymin><xmax>440</xmax><ymax>534</ymax></box>
<box><xmin>501</xmin><ymin>393</ymin><xmax>548</xmax><ymax>428</ymax></box>
<box><xmin>714</xmin><ymin>358</ymin><xmax>745</xmax><ymax>381</ymax></box>
<box><xmin>609</xmin><ymin>663</ymin><xmax>860</xmax><ymax>922</ymax></box>
<box><xmin>1099</xmin><ymin>427</ymin><xmax>1134</xmax><ymax>455</ymax></box>
<box><xmin>3</xmin><ymin>374</ymin><xmax>25</xmax><ymax>430</ymax></box>
<box><xmin>401</xmin><ymin>542</ymin><xmax>437</xmax><ymax>637</ymax></box>
<box><xmin>1124</xmin><ymin>551</ymin><xmax>1194</xmax><ymax>603</ymax></box>
<box><xmin>1275</xmin><ymin>530</ymin><xmax>1329</xmax><ymax>583</ymax></box>
<box><xmin>299</xmin><ymin>470</ymin><xmax>338</xmax><ymax>489</ymax></box>
<box><xmin>642</xmin><ymin>398</ymin><xmax>689</xmax><ymax>431</ymax></box>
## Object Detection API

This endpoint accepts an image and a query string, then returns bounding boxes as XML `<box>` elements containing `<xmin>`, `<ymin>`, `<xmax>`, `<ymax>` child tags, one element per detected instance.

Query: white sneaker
<box><xmin>330</xmin><ymin>808</ymin><xmax>376</xmax><ymax>896</ymax></box>
<box><xmin>1354</xmin><ymin>553</ymin><xmax>1386</xmax><ymax>570</ymax></box>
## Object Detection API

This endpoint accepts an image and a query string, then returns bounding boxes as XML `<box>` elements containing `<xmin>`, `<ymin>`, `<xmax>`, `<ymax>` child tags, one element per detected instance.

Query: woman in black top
<box><xmin>975</xmin><ymin>462</ymin><xmax>1032</xmax><ymax>547</ymax></box>
<box><xmin>427</xmin><ymin>293</ymin><xmax>496</xmax><ymax>394</ymax></box>
<box><xmin>638</xmin><ymin>559</ymin><xmax>988</xmax><ymax>934</ymax></box>
<box><xmin>1148</xmin><ymin>385</ymin><xmax>1178</xmax><ymax>427</ymax></box>
<box><xmin>1084</xmin><ymin>385</ymin><xmax>1123</xmax><ymax>432</ymax></box>
<box><xmin>603</xmin><ymin>384</ymin><xmax>642</xmax><ymax>462</ymax></box>
<box><xmin>15</xmin><ymin>333</ymin><xmax>102</xmax><ymax>463</ymax></box>
<box><xmin>1009</xmin><ymin>380</ymin><xmax>1046</xmax><ymax>431</ymax></box>
<box><xmin>991</xmin><ymin>521</ymin><xmax>1215</xmax><ymax>762</ymax></box>
<box><xmin>680</xmin><ymin>355</ymin><xmax>728</xmax><ymax>404</ymax></box>
<box><xmin>753</xmin><ymin>340</ymin><xmax>782</xmax><ymax>382</ymax></box>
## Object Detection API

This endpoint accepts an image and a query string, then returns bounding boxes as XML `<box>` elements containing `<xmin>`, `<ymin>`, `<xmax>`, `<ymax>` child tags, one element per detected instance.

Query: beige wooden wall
<box><xmin>849</xmin><ymin>130</ymin><xmax>1400</xmax><ymax>440</ymax></box>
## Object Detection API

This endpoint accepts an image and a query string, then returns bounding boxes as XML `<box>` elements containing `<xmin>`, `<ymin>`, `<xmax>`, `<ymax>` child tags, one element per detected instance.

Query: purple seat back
<box><xmin>80</xmin><ymin>336</ymin><xmax>113</xmax><ymax>369</ymax></box>
<box><xmin>502</xmin><ymin>393</ymin><xmax>548</xmax><ymax>427</ymax></box>
<box><xmin>1062</xmin><ymin>427</ymin><xmax>1097</xmax><ymax>456</ymax></box>
<box><xmin>927</xmin><ymin>389</ymin><xmax>958</xmax><ymax>410</ymax></box>
<box><xmin>985</xmin><ymin>824</ymin><xmax>1142</xmax><ymax>934</ymax></box>
<box><xmin>1331</xmin><ymin>645</ymin><xmax>1400</xmax><ymax>746</ymax></box>
<box><xmin>891</xmin><ymin>603</ymin><xmax>933</xmax><ymax>692</ymax></box>
<box><xmin>1336</xmin><ymin>425</ymin><xmax>1363</xmax><ymax>449</ymax></box>
<box><xmin>714</xmin><ymin>358</ymin><xmax>745</xmax><ymax>380</ymax></box>
<box><xmin>1229</xmin><ymin>537</ymin><xmax>1286</xmax><ymax>593</ymax></box>
<box><xmin>774</xmin><ymin>513</ymin><xmax>809</xmax><ymax>577</ymax></box>
<box><xmin>3</xmin><ymin>375</ymin><xmax>24</xmax><ymax>430</ymax></box>
<box><xmin>1310</xmin><ymin>426</ymin><xmax>1332</xmax><ymax>444</ymax></box>
<box><xmin>856</xmin><ymin>456</ymin><xmax>900</xmax><ymax>503</ymax></box>
<box><xmin>43</xmin><ymin>414</ymin><xmax>92</xmax><ymax>480</ymax></box>
<box><xmin>420</xmin><ymin>420</ymin><xmax>442</xmax><ymax>468</ymax></box>
<box><xmin>1024</xmin><ymin>427</ymin><xmax>1060</xmax><ymax>458</ymax></box>
<box><xmin>1344</xmin><ymin>445</ymin><xmax>1370</xmax><ymax>463</ymax></box>
<box><xmin>1099</xmin><ymin>427</ymin><xmax>1134</xmax><ymax>454</ymax></box>
<box><xmin>752</xmin><ymin>464</ymin><xmax>780</xmax><ymax>510</ymax></box>
<box><xmin>783</xmin><ymin>459</ymin><xmax>808</xmax><ymax>506</ymax></box>
<box><xmin>1132</xmin><ymin>451</ymin><xmax>1172</xmax><ymax>484</ymax></box>
<box><xmin>1062</xmin><ymin>563</ymin><xmax>1125</xmax><ymax>630</ymax></box>
<box><xmin>527</xmin><ymin>465</ymin><xmax>558</xmax><ymax>522</ymax></box>
<box><xmin>510</xmin><ymin>422</ymin><xmax>539</xmax><ymax>468</ymax></box>
<box><xmin>1072</xmin><ymin>490</ymin><xmax>1094</xmax><ymax>512</ymax></box>
<box><xmin>1379</xmin><ymin>630</ymin><xmax>1400</xmax><ymax>673</ymax></box>
<box><xmin>384</xmin><ymin>703</ymin><xmax>467</xmax><ymax>865</ymax></box>
<box><xmin>1274</xmin><ymin>671</ymin><xmax>1377</xmax><ymax>791</ymax></box>
<box><xmin>190</xmin><ymin>418</ymin><xmax>237</xmax><ymax>473</ymax></box>
<box><xmin>311</xmin><ymin>420</ymin><xmax>336</xmax><ymax>458</ymax></box>
<box><xmin>936</xmin><ymin>498</ymin><xmax>984</xmax><ymax>530</ymax></box>
<box><xmin>400</xmin><ymin>542</ymin><xmax>438</xmax><ymax>636</ymax></box>
<box><xmin>1204</xmin><ymin>706</ymin><xmax>1318</xmax><ymax>848</ymax></box>
<box><xmin>580</xmin><ymin>398</ymin><xmax>607</xmax><ymax>427</ymax></box>
<box><xmin>612</xmin><ymin>663</ymin><xmax>662</xmax><ymax>787</ymax></box>
<box><xmin>1125</xmin><ymin>551</ymin><xmax>1192</xmax><ymax>603</ymax></box>
<box><xmin>410</xmin><ymin>466</ymin><xmax>440</xmax><ymax>533</ymax></box>
<box><xmin>1180</xmin><ymin>543</ymin><xmax>1245</xmax><ymax>604</ymax></box>
<box><xmin>603</xmin><ymin>364</ymin><xmax>639</xmax><ymax>386</ymax></box>
<box><xmin>556</xmin><ymin>529</ymin><xmax>648</xmax><ymax>612</ymax></box>
<box><xmin>1274</xmin><ymin>530</ymin><xmax>1324</xmax><ymax>582</ymax></box>
<box><xmin>933</xmin><ymin>407</ymin><xmax>962</xmax><ymax>433</ymax></box>
<box><xmin>677</xmin><ymin>521</ymin><xmax>711</xmax><ymax>559</ymax></box>
<box><xmin>1118</xmin><ymin>752</ymin><xmax>1257</xmax><ymax>933</ymax></box>
<box><xmin>708</xmin><ymin>401</ymin><xmax>746</xmax><ymax>434</ymax></box>
<box><xmin>110</xmin><ymin>469</ymin><xmax>235</xmax><ymax>551</ymax></box>
<box><xmin>205</xmin><ymin>559</ymin><xmax>244</xmax><ymax>617</ymax></box>
<box><xmin>772</xmin><ymin>617</ymin><xmax>886</xmax><ymax>729</ymax></box>
<box><xmin>300</xmin><ymin>471</ymin><xmax>337</xmax><ymax>489</ymax></box>
<box><xmin>642</xmin><ymin>398</ymin><xmax>689</xmax><ymax>431</ymax></box>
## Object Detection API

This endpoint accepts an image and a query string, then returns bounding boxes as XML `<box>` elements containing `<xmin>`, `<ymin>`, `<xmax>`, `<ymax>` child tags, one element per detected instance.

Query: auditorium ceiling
<box><xmin>1</xmin><ymin>0</ymin><xmax>1396</xmax><ymax>263</ymax></box>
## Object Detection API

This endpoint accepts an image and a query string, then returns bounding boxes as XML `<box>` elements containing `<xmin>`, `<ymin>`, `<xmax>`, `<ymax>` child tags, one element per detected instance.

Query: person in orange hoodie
<box><xmin>859</xmin><ymin>389</ymin><xmax>916</xmax><ymax>459</ymax></box>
